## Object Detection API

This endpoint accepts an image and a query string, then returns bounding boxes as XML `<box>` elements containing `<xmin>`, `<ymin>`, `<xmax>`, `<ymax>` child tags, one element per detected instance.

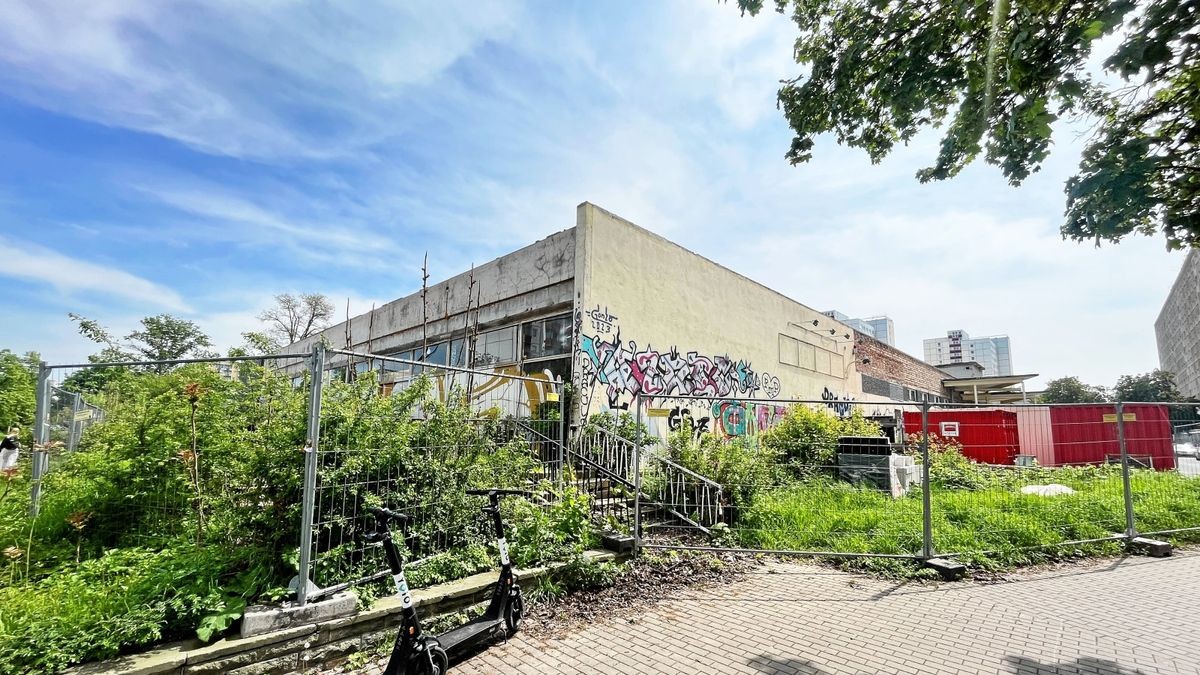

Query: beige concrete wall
<box><xmin>572</xmin><ymin>203</ymin><xmax>884</xmax><ymax>435</ymax></box>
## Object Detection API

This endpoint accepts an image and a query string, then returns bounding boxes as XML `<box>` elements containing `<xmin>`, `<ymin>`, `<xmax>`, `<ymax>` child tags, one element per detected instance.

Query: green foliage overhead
<box><xmin>1113</xmin><ymin>368</ymin><xmax>1183</xmax><ymax>402</ymax></box>
<box><xmin>0</xmin><ymin>350</ymin><xmax>38</xmax><ymax>435</ymax></box>
<box><xmin>1038</xmin><ymin>376</ymin><xmax>1109</xmax><ymax>404</ymax></box>
<box><xmin>68</xmin><ymin>314</ymin><xmax>214</xmax><ymax>376</ymax></box>
<box><xmin>736</xmin><ymin>0</ymin><xmax>1199</xmax><ymax>247</ymax></box>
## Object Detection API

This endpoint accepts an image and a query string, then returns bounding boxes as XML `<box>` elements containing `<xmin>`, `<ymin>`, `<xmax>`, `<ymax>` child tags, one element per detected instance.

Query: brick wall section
<box><xmin>854</xmin><ymin>331</ymin><xmax>949</xmax><ymax>398</ymax></box>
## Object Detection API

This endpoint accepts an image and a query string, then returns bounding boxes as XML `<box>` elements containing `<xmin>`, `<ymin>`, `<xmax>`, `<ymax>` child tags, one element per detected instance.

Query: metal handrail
<box><xmin>652</xmin><ymin>454</ymin><xmax>723</xmax><ymax>491</ymax></box>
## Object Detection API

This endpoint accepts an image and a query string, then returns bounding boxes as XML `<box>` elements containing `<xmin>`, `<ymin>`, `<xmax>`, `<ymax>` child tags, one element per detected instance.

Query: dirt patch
<box><xmin>522</xmin><ymin>550</ymin><xmax>763</xmax><ymax>639</ymax></box>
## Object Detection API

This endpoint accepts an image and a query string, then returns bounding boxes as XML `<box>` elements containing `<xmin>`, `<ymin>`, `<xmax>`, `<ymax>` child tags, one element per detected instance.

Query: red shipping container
<box><xmin>1048</xmin><ymin>404</ymin><xmax>1175</xmax><ymax>469</ymax></box>
<box><xmin>903</xmin><ymin>409</ymin><xmax>1020</xmax><ymax>465</ymax></box>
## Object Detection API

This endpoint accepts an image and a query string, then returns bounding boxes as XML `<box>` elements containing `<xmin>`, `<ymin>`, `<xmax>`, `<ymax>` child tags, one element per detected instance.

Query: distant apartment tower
<box><xmin>823</xmin><ymin>310</ymin><xmax>896</xmax><ymax>346</ymax></box>
<box><xmin>923</xmin><ymin>330</ymin><xmax>1012</xmax><ymax>376</ymax></box>
<box><xmin>1156</xmin><ymin>250</ymin><xmax>1200</xmax><ymax>399</ymax></box>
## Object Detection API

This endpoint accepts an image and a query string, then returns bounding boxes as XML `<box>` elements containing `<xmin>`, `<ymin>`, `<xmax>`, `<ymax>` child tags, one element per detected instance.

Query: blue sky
<box><xmin>0</xmin><ymin>1</ymin><xmax>1186</xmax><ymax>389</ymax></box>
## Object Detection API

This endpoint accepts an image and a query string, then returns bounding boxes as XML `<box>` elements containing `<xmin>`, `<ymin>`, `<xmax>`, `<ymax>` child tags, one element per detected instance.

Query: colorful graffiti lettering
<box><xmin>713</xmin><ymin>400</ymin><xmax>786</xmax><ymax>437</ymax></box>
<box><xmin>580</xmin><ymin>331</ymin><xmax>773</xmax><ymax>408</ymax></box>
<box><xmin>661</xmin><ymin>401</ymin><xmax>787</xmax><ymax>438</ymax></box>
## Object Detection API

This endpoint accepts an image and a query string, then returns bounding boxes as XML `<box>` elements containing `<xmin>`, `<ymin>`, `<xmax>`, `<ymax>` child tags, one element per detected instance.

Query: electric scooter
<box><xmin>367</xmin><ymin>488</ymin><xmax>530</xmax><ymax>675</ymax></box>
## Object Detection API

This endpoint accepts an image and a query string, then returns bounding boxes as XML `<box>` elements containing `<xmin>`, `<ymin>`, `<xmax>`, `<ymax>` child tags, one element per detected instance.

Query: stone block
<box><xmin>1131</xmin><ymin>536</ymin><xmax>1172</xmax><ymax>557</ymax></box>
<box><xmin>923</xmin><ymin>557</ymin><xmax>967</xmax><ymax>581</ymax></box>
<box><xmin>185</xmin><ymin>625</ymin><xmax>316</xmax><ymax>671</ymax></box>
<box><xmin>298</xmin><ymin>636</ymin><xmax>366</xmax><ymax>669</ymax></box>
<box><xmin>222</xmin><ymin>653</ymin><xmax>300</xmax><ymax>675</ymax></box>
<box><xmin>66</xmin><ymin>645</ymin><xmax>187</xmax><ymax>675</ymax></box>
<box><xmin>241</xmin><ymin>592</ymin><xmax>357</xmax><ymax>639</ymax></box>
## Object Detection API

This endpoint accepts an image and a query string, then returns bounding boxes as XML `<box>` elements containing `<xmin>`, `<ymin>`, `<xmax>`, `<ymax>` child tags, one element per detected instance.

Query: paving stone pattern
<box><xmin>353</xmin><ymin>552</ymin><xmax>1200</xmax><ymax>674</ymax></box>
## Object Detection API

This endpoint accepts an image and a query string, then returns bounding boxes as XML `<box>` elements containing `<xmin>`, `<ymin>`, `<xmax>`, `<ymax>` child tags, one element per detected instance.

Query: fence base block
<box><xmin>1130</xmin><ymin>537</ymin><xmax>1172</xmax><ymax>558</ymax></box>
<box><xmin>602</xmin><ymin>533</ymin><xmax>636</xmax><ymax>554</ymax></box>
<box><xmin>241</xmin><ymin>592</ymin><xmax>357</xmax><ymax>639</ymax></box>
<box><xmin>923</xmin><ymin>558</ymin><xmax>967</xmax><ymax>581</ymax></box>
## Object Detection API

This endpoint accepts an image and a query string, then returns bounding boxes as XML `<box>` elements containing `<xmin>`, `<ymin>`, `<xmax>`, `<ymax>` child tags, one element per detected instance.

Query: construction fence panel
<box><xmin>1134</xmin><ymin>402</ymin><xmax>1200</xmax><ymax>538</ymax></box>
<box><xmin>10</xmin><ymin>355</ymin><xmax>308</xmax><ymax>589</ymax></box>
<box><xmin>631</xmin><ymin>394</ymin><xmax>927</xmax><ymax>562</ymax></box>
<box><xmin>303</xmin><ymin>349</ymin><xmax>566</xmax><ymax>598</ymax></box>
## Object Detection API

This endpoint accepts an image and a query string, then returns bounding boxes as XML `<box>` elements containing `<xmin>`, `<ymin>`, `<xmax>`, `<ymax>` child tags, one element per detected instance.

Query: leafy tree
<box><xmin>257</xmin><ymin>293</ymin><xmax>334</xmax><ymax>346</ymax></box>
<box><xmin>0</xmin><ymin>350</ymin><xmax>39</xmax><ymax>434</ymax></box>
<box><xmin>1113</xmin><ymin>369</ymin><xmax>1182</xmax><ymax>402</ymax></box>
<box><xmin>735</xmin><ymin>0</ymin><xmax>1200</xmax><ymax>247</ymax></box>
<box><xmin>68</xmin><ymin>314</ymin><xmax>214</xmax><ymax>375</ymax></box>
<box><xmin>227</xmin><ymin>332</ymin><xmax>278</xmax><ymax>358</ymax></box>
<box><xmin>61</xmin><ymin>347</ymin><xmax>134</xmax><ymax>395</ymax></box>
<box><xmin>1038</xmin><ymin>376</ymin><xmax>1109</xmax><ymax>403</ymax></box>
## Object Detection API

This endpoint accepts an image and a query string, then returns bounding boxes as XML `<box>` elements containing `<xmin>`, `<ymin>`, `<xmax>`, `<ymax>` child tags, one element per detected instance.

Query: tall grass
<box><xmin>739</xmin><ymin>470</ymin><xmax>1200</xmax><ymax>575</ymax></box>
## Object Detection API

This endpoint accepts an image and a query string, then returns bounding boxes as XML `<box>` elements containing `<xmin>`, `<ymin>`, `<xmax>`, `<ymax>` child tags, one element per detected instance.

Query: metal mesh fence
<box><xmin>13</xmin><ymin>355</ymin><xmax>309</xmax><ymax>585</ymax></box>
<box><xmin>633</xmin><ymin>395</ymin><xmax>926</xmax><ymax>561</ymax></box>
<box><xmin>9</xmin><ymin>342</ymin><xmax>1200</xmax><ymax>607</ymax></box>
<box><xmin>630</xmin><ymin>396</ymin><xmax>1200</xmax><ymax>567</ymax></box>
<box><xmin>302</xmin><ymin>349</ymin><xmax>565</xmax><ymax>597</ymax></box>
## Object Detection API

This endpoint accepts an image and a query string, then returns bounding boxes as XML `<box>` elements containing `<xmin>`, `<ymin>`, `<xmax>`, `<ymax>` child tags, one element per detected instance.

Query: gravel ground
<box><xmin>521</xmin><ymin>550</ymin><xmax>764</xmax><ymax>639</ymax></box>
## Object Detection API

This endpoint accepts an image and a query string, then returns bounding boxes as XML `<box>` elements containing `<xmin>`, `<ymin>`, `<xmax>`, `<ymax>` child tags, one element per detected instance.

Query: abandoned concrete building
<box><xmin>280</xmin><ymin>202</ymin><xmax>1003</xmax><ymax>435</ymax></box>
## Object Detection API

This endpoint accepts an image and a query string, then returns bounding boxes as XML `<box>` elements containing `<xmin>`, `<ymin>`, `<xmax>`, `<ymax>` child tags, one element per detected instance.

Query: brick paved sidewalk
<box><xmin>359</xmin><ymin>552</ymin><xmax>1200</xmax><ymax>674</ymax></box>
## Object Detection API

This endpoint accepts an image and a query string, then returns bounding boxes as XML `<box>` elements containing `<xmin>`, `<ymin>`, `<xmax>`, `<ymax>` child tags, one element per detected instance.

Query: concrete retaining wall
<box><xmin>67</xmin><ymin>550</ymin><xmax>618</xmax><ymax>675</ymax></box>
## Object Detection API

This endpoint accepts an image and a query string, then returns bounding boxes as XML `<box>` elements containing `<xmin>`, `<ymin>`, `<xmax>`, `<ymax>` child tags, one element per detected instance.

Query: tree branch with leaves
<box><xmin>736</xmin><ymin>0</ymin><xmax>1198</xmax><ymax>247</ymax></box>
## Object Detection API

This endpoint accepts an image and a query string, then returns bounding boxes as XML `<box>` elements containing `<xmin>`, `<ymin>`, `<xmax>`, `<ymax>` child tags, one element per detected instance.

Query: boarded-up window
<box><xmin>799</xmin><ymin>342</ymin><xmax>816</xmax><ymax>370</ymax></box>
<box><xmin>778</xmin><ymin>334</ymin><xmax>799</xmax><ymax>366</ymax></box>
<box><xmin>814</xmin><ymin>349</ymin><xmax>831</xmax><ymax>375</ymax></box>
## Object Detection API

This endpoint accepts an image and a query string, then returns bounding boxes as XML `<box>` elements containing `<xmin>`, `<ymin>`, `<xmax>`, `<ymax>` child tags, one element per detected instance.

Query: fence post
<box><xmin>556</xmin><ymin>376</ymin><xmax>566</xmax><ymax>492</ymax></box>
<box><xmin>1116</xmin><ymin>401</ymin><xmax>1136</xmax><ymax>542</ymax></box>
<box><xmin>633</xmin><ymin>394</ymin><xmax>644</xmax><ymax>554</ymax></box>
<box><xmin>920</xmin><ymin>401</ymin><xmax>933</xmax><ymax>560</ymax></box>
<box><xmin>297</xmin><ymin>344</ymin><xmax>325</xmax><ymax>607</ymax></box>
<box><xmin>29</xmin><ymin>363</ymin><xmax>51</xmax><ymax>518</ymax></box>
<box><xmin>68</xmin><ymin>392</ymin><xmax>83</xmax><ymax>452</ymax></box>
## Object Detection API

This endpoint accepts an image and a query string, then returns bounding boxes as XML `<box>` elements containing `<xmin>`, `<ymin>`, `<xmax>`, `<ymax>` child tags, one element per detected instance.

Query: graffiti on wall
<box><xmin>579</xmin><ymin>330</ymin><xmax>779</xmax><ymax>409</ymax></box>
<box><xmin>584</xmin><ymin>305</ymin><xmax>618</xmax><ymax>333</ymax></box>
<box><xmin>662</xmin><ymin>400</ymin><xmax>787</xmax><ymax>439</ymax></box>
<box><xmin>822</xmin><ymin>387</ymin><xmax>854</xmax><ymax>418</ymax></box>
<box><xmin>667</xmin><ymin>406</ymin><xmax>710</xmax><ymax>438</ymax></box>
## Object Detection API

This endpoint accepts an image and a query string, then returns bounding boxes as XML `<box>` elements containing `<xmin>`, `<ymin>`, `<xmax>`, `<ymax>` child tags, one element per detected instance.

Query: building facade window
<box><xmin>522</xmin><ymin>315</ymin><xmax>571</xmax><ymax>361</ymax></box>
<box><xmin>476</xmin><ymin>327</ymin><xmax>516</xmax><ymax>366</ymax></box>
<box><xmin>522</xmin><ymin>357</ymin><xmax>570</xmax><ymax>384</ymax></box>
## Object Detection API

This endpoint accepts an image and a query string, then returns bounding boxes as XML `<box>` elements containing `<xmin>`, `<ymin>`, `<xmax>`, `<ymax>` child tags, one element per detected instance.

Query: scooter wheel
<box><xmin>505</xmin><ymin>588</ymin><xmax>524</xmax><ymax>634</ymax></box>
<box><xmin>418</xmin><ymin>644</ymin><xmax>449</xmax><ymax>675</ymax></box>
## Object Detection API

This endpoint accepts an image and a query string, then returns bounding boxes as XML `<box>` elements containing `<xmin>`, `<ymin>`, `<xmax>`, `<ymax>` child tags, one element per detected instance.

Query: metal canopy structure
<box><xmin>942</xmin><ymin>373</ymin><xmax>1039</xmax><ymax>404</ymax></box>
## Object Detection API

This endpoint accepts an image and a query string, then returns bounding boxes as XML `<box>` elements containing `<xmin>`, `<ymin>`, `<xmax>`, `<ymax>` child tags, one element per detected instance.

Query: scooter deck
<box><xmin>437</xmin><ymin>615</ymin><xmax>505</xmax><ymax>654</ymax></box>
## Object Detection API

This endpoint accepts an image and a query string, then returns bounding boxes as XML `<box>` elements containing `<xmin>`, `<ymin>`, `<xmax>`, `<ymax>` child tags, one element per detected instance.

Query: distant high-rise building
<box><xmin>923</xmin><ymin>330</ymin><xmax>1013</xmax><ymax>377</ymax></box>
<box><xmin>823</xmin><ymin>310</ymin><xmax>896</xmax><ymax>346</ymax></box>
<box><xmin>1156</xmin><ymin>250</ymin><xmax>1200</xmax><ymax>399</ymax></box>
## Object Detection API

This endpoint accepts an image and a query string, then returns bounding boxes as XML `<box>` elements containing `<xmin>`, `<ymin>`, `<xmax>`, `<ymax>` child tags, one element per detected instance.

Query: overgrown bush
<box><xmin>0</xmin><ymin>363</ymin><xmax>587</xmax><ymax>673</ymax></box>
<box><xmin>584</xmin><ymin>412</ymin><xmax>653</xmax><ymax>447</ymax></box>
<box><xmin>761</xmin><ymin>406</ymin><xmax>882</xmax><ymax>474</ymax></box>
<box><xmin>505</xmin><ymin>482</ymin><xmax>597</xmax><ymax>568</ymax></box>
<box><xmin>0</xmin><ymin>544</ymin><xmax>275</xmax><ymax>675</ymax></box>
<box><xmin>660</xmin><ymin>431</ymin><xmax>783</xmax><ymax>508</ymax></box>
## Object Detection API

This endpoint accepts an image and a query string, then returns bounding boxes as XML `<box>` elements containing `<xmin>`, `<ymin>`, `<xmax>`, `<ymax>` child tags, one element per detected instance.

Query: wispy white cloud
<box><xmin>0</xmin><ymin>0</ymin><xmax>522</xmax><ymax>159</ymax></box>
<box><xmin>0</xmin><ymin>0</ymin><xmax>1183</xmax><ymax>391</ymax></box>
<box><xmin>0</xmin><ymin>234</ymin><xmax>189</xmax><ymax>312</ymax></box>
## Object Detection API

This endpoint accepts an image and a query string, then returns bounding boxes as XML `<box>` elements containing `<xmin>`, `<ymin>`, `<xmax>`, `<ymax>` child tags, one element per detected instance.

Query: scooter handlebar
<box><xmin>466</xmin><ymin>488</ymin><xmax>533</xmax><ymax>499</ymax></box>
<box><xmin>366</xmin><ymin>506</ymin><xmax>412</xmax><ymax>525</ymax></box>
